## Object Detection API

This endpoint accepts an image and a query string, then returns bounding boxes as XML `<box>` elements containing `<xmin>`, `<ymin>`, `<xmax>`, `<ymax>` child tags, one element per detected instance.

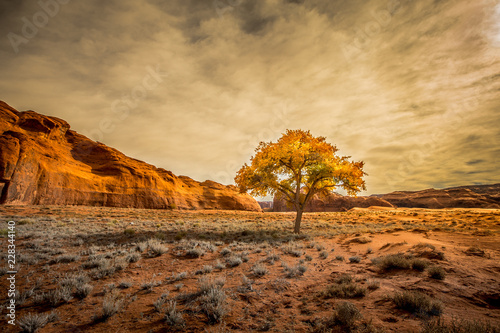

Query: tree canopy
<box><xmin>235</xmin><ymin>129</ymin><xmax>366</xmax><ymax>233</ymax></box>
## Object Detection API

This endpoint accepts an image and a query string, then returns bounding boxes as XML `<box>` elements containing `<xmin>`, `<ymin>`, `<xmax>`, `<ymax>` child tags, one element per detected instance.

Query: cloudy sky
<box><xmin>1</xmin><ymin>0</ymin><xmax>499</xmax><ymax>195</ymax></box>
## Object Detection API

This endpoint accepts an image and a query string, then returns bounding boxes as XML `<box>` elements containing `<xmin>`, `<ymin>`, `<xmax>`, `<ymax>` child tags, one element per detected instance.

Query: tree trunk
<box><xmin>294</xmin><ymin>209</ymin><xmax>303</xmax><ymax>234</ymax></box>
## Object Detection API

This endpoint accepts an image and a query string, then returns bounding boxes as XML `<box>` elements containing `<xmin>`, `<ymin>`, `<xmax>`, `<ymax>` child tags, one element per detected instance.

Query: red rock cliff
<box><xmin>0</xmin><ymin>101</ymin><xmax>261</xmax><ymax>211</ymax></box>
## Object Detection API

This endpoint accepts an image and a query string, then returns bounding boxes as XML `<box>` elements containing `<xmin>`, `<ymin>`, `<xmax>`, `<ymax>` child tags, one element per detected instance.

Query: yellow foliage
<box><xmin>235</xmin><ymin>129</ymin><xmax>366</xmax><ymax>231</ymax></box>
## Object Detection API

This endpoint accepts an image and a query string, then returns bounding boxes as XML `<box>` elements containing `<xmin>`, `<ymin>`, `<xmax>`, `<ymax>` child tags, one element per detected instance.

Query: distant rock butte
<box><xmin>0</xmin><ymin>101</ymin><xmax>261</xmax><ymax>211</ymax></box>
<box><xmin>273</xmin><ymin>192</ymin><xmax>394</xmax><ymax>212</ymax></box>
<box><xmin>258</xmin><ymin>201</ymin><xmax>273</xmax><ymax>210</ymax></box>
<box><xmin>376</xmin><ymin>184</ymin><xmax>500</xmax><ymax>209</ymax></box>
<box><xmin>273</xmin><ymin>184</ymin><xmax>500</xmax><ymax>212</ymax></box>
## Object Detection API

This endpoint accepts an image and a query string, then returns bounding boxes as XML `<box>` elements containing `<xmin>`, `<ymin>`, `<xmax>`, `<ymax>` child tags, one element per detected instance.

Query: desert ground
<box><xmin>1</xmin><ymin>206</ymin><xmax>499</xmax><ymax>333</ymax></box>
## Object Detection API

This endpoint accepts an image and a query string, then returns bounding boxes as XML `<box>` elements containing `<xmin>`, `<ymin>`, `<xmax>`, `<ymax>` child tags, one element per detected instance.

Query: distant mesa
<box><xmin>258</xmin><ymin>201</ymin><xmax>273</xmax><ymax>211</ymax></box>
<box><xmin>273</xmin><ymin>184</ymin><xmax>500</xmax><ymax>212</ymax></box>
<box><xmin>0</xmin><ymin>101</ymin><xmax>261</xmax><ymax>211</ymax></box>
<box><xmin>375</xmin><ymin>184</ymin><xmax>500</xmax><ymax>209</ymax></box>
<box><xmin>273</xmin><ymin>192</ymin><xmax>394</xmax><ymax>212</ymax></box>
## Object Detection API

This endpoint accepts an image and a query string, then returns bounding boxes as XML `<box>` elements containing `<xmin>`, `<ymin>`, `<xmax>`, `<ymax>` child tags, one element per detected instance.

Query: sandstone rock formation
<box><xmin>0</xmin><ymin>101</ymin><xmax>261</xmax><ymax>211</ymax></box>
<box><xmin>272</xmin><ymin>184</ymin><xmax>500</xmax><ymax>212</ymax></box>
<box><xmin>258</xmin><ymin>201</ymin><xmax>273</xmax><ymax>211</ymax></box>
<box><xmin>376</xmin><ymin>185</ymin><xmax>500</xmax><ymax>209</ymax></box>
<box><xmin>273</xmin><ymin>192</ymin><xmax>394</xmax><ymax>212</ymax></box>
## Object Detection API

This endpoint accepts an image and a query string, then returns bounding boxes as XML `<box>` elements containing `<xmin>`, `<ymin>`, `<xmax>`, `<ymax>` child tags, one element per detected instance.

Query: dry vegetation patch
<box><xmin>0</xmin><ymin>206</ymin><xmax>499</xmax><ymax>332</ymax></box>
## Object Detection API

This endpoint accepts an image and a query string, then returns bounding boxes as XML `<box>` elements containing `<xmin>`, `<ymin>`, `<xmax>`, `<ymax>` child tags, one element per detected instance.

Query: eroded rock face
<box><xmin>273</xmin><ymin>192</ymin><xmax>394</xmax><ymax>212</ymax></box>
<box><xmin>272</xmin><ymin>184</ymin><xmax>500</xmax><ymax>212</ymax></box>
<box><xmin>0</xmin><ymin>101</ymin><xmax>261</xmax><ymax>211</ymax></box>
<box><xmin>377</xmin><ymin>185</ymin><xmax>500</xmax><ymax>209</ymax></box>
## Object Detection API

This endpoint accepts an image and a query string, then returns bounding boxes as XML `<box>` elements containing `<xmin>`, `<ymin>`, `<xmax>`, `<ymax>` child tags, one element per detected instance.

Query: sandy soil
<box><xmin>0</xmin><ymin>205</ymin><xmax>499</xmax><ymax>332</ymax></box>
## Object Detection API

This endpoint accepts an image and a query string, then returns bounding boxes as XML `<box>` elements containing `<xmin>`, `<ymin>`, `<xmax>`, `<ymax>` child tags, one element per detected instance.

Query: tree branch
<box><xmin>279</xmin><ymin>158</ymin><xmax>297</xmax><ymax>177</ymax></box>
<box><xmin>276</xmin><ymin>183</ymin><xmax>296</xmax><ymax>202</ymax></box>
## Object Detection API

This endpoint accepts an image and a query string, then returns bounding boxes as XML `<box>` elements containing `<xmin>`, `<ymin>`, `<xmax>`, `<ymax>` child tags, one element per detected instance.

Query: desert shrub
<box><xmin>411</xmin><ymin>259</ymin><xmax>430</xmax><ymax>271</ymax></box>
<box><xmin>49</xmin><ymin>254</ymin><xmax>80</xmax><ymax>264</ymax></box>
<box><xmin>91</xmin><ymin>261</ymin><xmax>116</xmax><ymax>279</ymax></box>
<box><xmin>18</xmin><ymin>254</ymin><xmax>39</xmax><ymax>265</ymax></box>
<box><xmin>19</xmin><ymin>313</ymin><xmax>48</xmax><ymax>333</ymax></box>
<box><xmin>135</xmin><ymin>241</ymin><xmax>148</xmax><ymax>252</ymax></box>
<box><xmin>367</xmin><ymin>279</ymin><xmax>381</xmax><ymax>290</ymax></box>
<box><xmin>392</xmin><ymin>291</ymin><xmax>443</xmax><ymax>317</ymax></box>
<box><xmin>94</xmin><ymin>295</ymin><xmax>123</xmax><ymax>322</ymax></box>
<box><xmin>373</xmin><ymin>253</ymin><xmax>412</xmax><ymax>271</ymax></box>
<box><xmin>215</xmin><ymin>260</ymin><xmax>226</xmax><ymax>270</ymax></box>
<box><xmin>238</xmin><ymin>275</ymin><xmax>254</xmax><ymax>293</ymax></box>
<box><xmin>114</xmin><ymin>257</ymin><xmax>128</xmax><ymax>271</ymax></box>
<box><xmin>125</xmin><ymin>251</ymin><xmax>141</xmax><ymax>262</ymax></box>
<box><xmin>81</xmin><ymin>245</ymin><xmax>98</xmax><ymax>256</ymax></box>
<box><xmin>141</xmin><ymin>279</ymin><xmax>161</xmax><ymax>292</ymax></box>
<box><xmin>198</xmin><ymin>277</ymin><xmax>226</xmax><ymax>293</ymax></box>
<box><xmin>269</xmin><ymin>278</ymin><xmax>291</xmax><ymax>292</ymax></box>
<box><xmin>186</xmin><ymin>247</ymin><xmax>205</xmax><ymax>258</ymax></box>
<box><xmin>265</xmin><ymin>253</ymin><xmax>281</xmax><ymax>264</ymax></box>
<box><xmin>319</xmin><ymin>251</ymin><xmax>329</xmax><ymax>259</ymax></box>
<box><xmin>15</xmin><ymin>288</ymin><xmax>35</xmax><ymax>306</ymax></box>
<box><xmin>335</xmin><ymin>301</ymin><xmax>362</xmax><ymax>327</ymax></box>
<box><xmin>239</xmin><ymin>252</ymin><xmax>250</xmax><ymax>262</ymax></box>
<box><xmin>251</xmin><ymin>263</ymin><xmax>269</xmax><ymax>277</ymax></box>
<box><xmin>82</xmin><ymin>256</ymin><xmax>108</xmax><ymax>269</ymax></box>
<box><xmin>165</xmin><ymin>300</ymin><xmax>185</xmax><ymax>328</ymax></box>
<box><xmin>43</xmin><ymin>285</ymin><xmax>73</xmax><ymax>306</ymax></box>
<box><xmin>18</xmin><ymin>218</ymin><xmax>35</xmax><ymax>225</ymax></box>
<box><xmin>305</xmin><ymin>255</ymin><xmax>313</xmax><ymax>261</ymax></box>
<box><xmin>428</xmin><ymin>266</ymin><xmax>446</xmax><ymax>280</ymax></box>
<box><xmin>175</xmin><ymin>231</ymin><xmax>187</xmax><ymax>240</ymax></box>
<box><xmin>220</xmin><ymin>247</ymin><xmax>232</xmax><ymax>256</ymax></box>
<box><xmin>226</xmin><ymin>255</ymin><xmax>243</xmax><ymax>267</ymax></box>
<box><xmin>315</xmin><ymin>243</ymin><xmax>325</xmax><ymax>251</ymax></box>
<box><xmin>421</xmin><ymin>317</ymin><xmax>500</xmax><ymax>333</ymax></box>
<box><xmin>75</xmin><ymin>283</ymin><xmax>93</xmax><ymax>299</ymax></box>
<box><xmin>154</xmin><ymin>293</ymin><xmax>169</xmax><ymax>313</ymax></box>
<box><xmin>148</xmin><ymin>240</ymin><xmax>168</xmax><ymax>257</ymax></box>
<box><xmin>172</xmin><ymin>272</ymin><xmax>188</xmax><ymax>281</ymax></box>
<box><xmin>317</xmin><ymin>301</ymin><xmax>362</xmax><ymax>332</ymax></box>
<box><xmin>197</xmin><ymin>240</ymin><xmax>218</xmax><ymax>252</ymax></box>
<box><xmin>195</xmin><ymin>265</ymin><xmax>214</xmax><ymax>275</ymax></box>
<box><xmin>322</xmin><ymin>275</ymin><xmax>367</xmax><ymax>299</ymax></box>
<box><xmin>200</xmin><ymin>287</ymin><xmax>229</xmax><ymax>323</ymax></box>
<box><xmin>413</xmin><ymin>243</ymin><xmax>436</xmax><ymax>250</ymax></box>
<box><xmin>46</xmin><ymin>311</ymin><xmax>59</xmax><ymax>323</ymax></box>
<box><xmin>349</xmin><ymin>256</ymin><xmax>361</xmax><ymax>263</ymax></box>
<box><xmin>284</xmin><ymin>263</ymin><xmax>307</xmax><ymax>278</ymax></box>
<box><xmin>335</xmin><ymin>255</ymin><xmax>344</xmax><ymax>261</ymax></box>
<box><xmin>282</xmin><ymin>242</ymin><xmax>304</xmax><ymax>257</ymax></box>
<box><xmin>60</xmin><ymin>273</ymin><xmax>90</xmax><ymax>288</ymax></box>
<box><xmin>335</xmin><ymin>274</ymin><xmax>353</xmax><ymax>284</ymax></box>
<box><xmin>323</xmin><ymin>283</ymin><xmax>367</xmax><ymax>298</ymax></box>
<box><xmin>123</xmin><ymin>228</ymin><xmax>135</xmax><ymax>235</ymax></box>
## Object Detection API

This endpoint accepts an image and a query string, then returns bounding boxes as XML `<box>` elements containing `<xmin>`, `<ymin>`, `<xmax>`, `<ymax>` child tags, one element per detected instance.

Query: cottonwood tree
<box><xmin>235</xmin><ymin>129</ymin><xmax>366</xmax><ymax>233</ymax></box>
